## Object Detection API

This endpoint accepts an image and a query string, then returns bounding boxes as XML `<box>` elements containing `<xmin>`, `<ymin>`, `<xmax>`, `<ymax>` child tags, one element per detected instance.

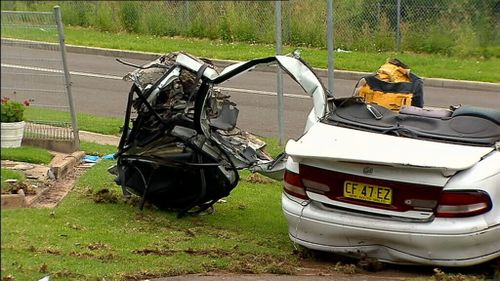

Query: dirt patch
<box><xmin>293</xmin><ymin>247</ymin><xmax>425</xmax><ymax>278</ymax></box>
<box><xmin>29</xmin><ymin>166</ymin><xmax>85</xmax><ymax>208</ymax></box>
<box><xmin>92</xmin><ymin>188</ymin><xmax>119</xmax><ymax>204</ymax></box>
<box><xmin>2</xmin><ymin>181</ymin><xmax>38</xmax><ymax>195</ymax></box>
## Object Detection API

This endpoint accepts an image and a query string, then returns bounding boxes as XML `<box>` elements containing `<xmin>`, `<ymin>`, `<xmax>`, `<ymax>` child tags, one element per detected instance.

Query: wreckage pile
<box><xmin>110</xmin><ymin>52</ymin><xmax>279</xmax><ymax>216</ymax></box>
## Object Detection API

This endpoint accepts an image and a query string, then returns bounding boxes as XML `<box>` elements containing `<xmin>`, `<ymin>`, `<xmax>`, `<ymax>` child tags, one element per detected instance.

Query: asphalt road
<box><xmin>2</xmin><ymin>45</ymin><xmax>499</xmax><ymax>139</ymax></box>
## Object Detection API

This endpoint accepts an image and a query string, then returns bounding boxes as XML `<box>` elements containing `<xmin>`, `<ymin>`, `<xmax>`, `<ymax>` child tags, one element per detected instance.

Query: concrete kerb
<box><xmin>3</xmin><ymin>38</ymin><xmax>499</xmax><ymax>92</ymax></box>
<box><xmin>49</xmin><ymin>150</ymin><xmax>85</xmax><ymax>180</ymax></box>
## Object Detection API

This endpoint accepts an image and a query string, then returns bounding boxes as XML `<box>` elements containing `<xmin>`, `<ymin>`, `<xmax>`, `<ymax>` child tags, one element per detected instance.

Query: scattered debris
<box><xmin>87</xmin><ymin>242</ymin><xmax>108</xmax><ymax>251</ymax></box>
<box><xmin>246</xmin><ymin>173</ymin><xmax>274</xmax><ymax>184</ymax></box>
<box><xmin>39</xmin><ymin>263</ymin><xmax>48</xmax><ymax>273</ymax></box>
<box><xmin>2</xmin><ymin>275</ymin><xmax>15</xmax><ymax>281</ymax></box>
<box><xmin>333</xmin><ymin>261</ymin><xmax>357</xmax><ymax>274</ymax></box>
<box><xmin>336</xmin><ymin>48</ymin><xmax>352</xmax><ymax>53</ymax></box>
<box><xmin>83</xmin><ymin>155</ymin><xmax>100</xmax><ymax>164</ymax></box>
<box><xmin>433</xmin><ymin>268</ymin><xmax>484</xmax><ymax>281</ymax></box>
<box><xmin>125</xmin><ymin>196</ymin><xmax>153</xmax><ymax>209</ymax></box>
<box><xmin>185</xmin><ymin>228</ymin><xmax>196</xmax><ymax>237</ymax></box>
<box><xmin>2</xmin><ymin>181</ymin><xmax>37</xmax><ymax>195</ymax></box>
<box><xmin>69</xmin><ymin>251</ymin><xmax>94</xmax><ymax>258</ymax></box>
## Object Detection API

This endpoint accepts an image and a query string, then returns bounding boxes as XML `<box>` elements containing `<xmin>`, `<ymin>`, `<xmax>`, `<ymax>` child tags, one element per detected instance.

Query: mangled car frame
<box><xmin>111</xmin><ymin>52</ymin><xmax>321</xmax><ymax>216</ymax></box>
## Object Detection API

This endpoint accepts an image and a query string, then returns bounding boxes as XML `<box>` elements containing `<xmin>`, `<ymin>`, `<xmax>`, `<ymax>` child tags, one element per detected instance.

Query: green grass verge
<box><xmin>25</xmin><ymin>107</ymin><xmax>124</xmax><ymax>136</ymax></box>
<box><xmin>1</xmin><ymin>168</ymin><xmax>25</xmax><ymax>190</ymax></box>
<box><xmin>2</xmin><ymin>26</ymin><xmax>499</xmax><ymax>82</ymax></box>
<box><xmin>1</xmin><ymin>161</ymin><xmax>296</xmax><ymax>280</ymax></box>
<box><xmin>80</xmin><ymin>141</ymin><xmax>117</xmax><ymax>157</ymax></box>
<box><xmin>0</xmin><ymin>146</ymin><xmax>53</xmax><ymax>164</ymax></box>
<box><xmin>24</xmin><ymin>107</ymin><xmax>121</xmax><ymax>156</ymax></box>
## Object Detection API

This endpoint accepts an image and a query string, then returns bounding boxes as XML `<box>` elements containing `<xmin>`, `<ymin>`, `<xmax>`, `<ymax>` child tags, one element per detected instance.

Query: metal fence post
<box><xmin>275</xmin><ymin>0</ymin><xmax>285</xmax><ymax>145</ymax></box>
<box><xmin>54</xmin><ymin>5</ymin><xmax>80</xmax><ymax>150</ymax></box>
<box><xmin>326</xmin><ymin>0</ymin><xmax>334</xmax><ymax>96</ymax></box>
<box><xmin>184</xmin><ymin>0</ymin><xmax>190</xmax><ymax>31</ymax></box>
<box><xmin>396</xmin><ymin>0</ymin><xmax>401</xmax><ymax>52</ymax></box>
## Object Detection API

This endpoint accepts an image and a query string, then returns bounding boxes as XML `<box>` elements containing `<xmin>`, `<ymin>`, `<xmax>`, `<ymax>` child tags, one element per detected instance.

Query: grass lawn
<box><xmin>79</xmin><ymin>141</ymin><xmax>117</xmax><ymax>157</ymax></box>
<box><xmin>1</xmin><ymin>110</ymin><xmax>296</xmax><ymax>280</ymax></box>
<box><xmin>1</xmin><ymin>161</ymin><xmax>296</xmax><ymax>280</ymax></box>
<box><xmin>25</xmin><ymin>107</ymin><xmax>124</xmax><ymax>136</ymax></box>
<box><xmin>2</xmin><ymin>26</ymin><xmax>499</xmax><ymax>82</ymax></box>
<box><xmin>0</xmin><ymin>146</ymin><xmax>54</xmax><ymax>165</ymax></box>
<box><xmin>1</xmin><ymin>168</ymin><xmax>25</xmax><ymax>190</ymax></box>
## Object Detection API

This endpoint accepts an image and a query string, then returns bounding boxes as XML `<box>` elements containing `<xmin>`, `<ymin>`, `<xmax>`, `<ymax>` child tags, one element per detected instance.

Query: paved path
<box><xmin>79</xmin><ymin>130</ymin><xmax>120</xmax><ymax>146</ymax></box>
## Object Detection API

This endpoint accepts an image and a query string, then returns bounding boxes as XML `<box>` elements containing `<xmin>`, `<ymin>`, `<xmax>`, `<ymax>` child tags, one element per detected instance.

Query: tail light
<box><xmin>284</xmin><ymin>170</ymin><xmax>309</xmax><ymax>200</ymax></box>
<box><xmin>436</xmin><ymin>191</ymin><xmax>492</xmax><ymax>218</ymax></box>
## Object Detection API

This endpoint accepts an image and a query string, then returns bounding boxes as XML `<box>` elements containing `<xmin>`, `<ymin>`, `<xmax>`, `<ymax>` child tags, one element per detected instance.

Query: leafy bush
<box><xmin>93</xmin><ymin>2</ymin><xmax>120</xmax><ymax>32</ymax></box>
<box><xmin>62</xmin><ymin>1</ymin><xmax>91</xmax><ymax>27</ymax></box>
<box><xmin>120</xmin><ymin>1</ymin><xmax>140</xmax><ymax>33</ymax></box>
<box><xmin>0</xmin><ymin>97</ymin><xmax>30</xmax><ymax>123</ymax></box>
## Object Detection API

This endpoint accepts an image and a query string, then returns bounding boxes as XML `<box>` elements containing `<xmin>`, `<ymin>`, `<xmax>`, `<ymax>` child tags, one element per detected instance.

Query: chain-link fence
<box><xmin>1</xmin><ymin>7</ymin><xmax>80</xmax><ymax>152</ymax></box>
<box><xmin>2</xmin><ymin>0</ymin><xmax>497</xmax><ymax>56</ymax></box>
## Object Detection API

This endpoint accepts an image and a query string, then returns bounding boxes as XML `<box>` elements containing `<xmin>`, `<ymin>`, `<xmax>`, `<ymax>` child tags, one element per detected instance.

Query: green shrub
<box><xmin>93</xmin><ymin>2</ymin><xmax>120</xmax><ymax>32</ymax></box>
<box><xmin>120</xmin><ymin>1</ymin><xmax>140</xmax><ymax>33</ymax></box>
<box><xmin>0</xmin><ymin>97</ymin><xmax>28</xmax><ymax>122</ymax></box>
<box><xmin>62</xmin><ymin>1</ymin><xmax>91</xmax><ymax>27</ymax></box>
<box><xmin>142</xmin><ymin>3</ymin><xmax>177</xmax><ymax>37</ymax></box>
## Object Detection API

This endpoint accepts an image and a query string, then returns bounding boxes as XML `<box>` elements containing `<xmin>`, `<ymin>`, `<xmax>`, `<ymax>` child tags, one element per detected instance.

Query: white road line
<box><xmin>1</xmin><ymin>63</ymin><xmax>122</xmax><ymax>80</ymax></box>
<box><xmin>219</xmin><ymin>87</ymin><xmax>309</xmax><ymax>99</ymax></box>
<box><xmin>1</xmin><ymin>63</ymin><xmax>310</xmax><ymax>99</ymax></box>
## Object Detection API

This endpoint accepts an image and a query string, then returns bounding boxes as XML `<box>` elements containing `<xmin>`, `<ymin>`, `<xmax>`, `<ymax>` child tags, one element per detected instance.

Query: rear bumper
<box><xmin>282</xmin><ymin>193</ymin><xmax>500</xmax><ymax>266</ymax></box>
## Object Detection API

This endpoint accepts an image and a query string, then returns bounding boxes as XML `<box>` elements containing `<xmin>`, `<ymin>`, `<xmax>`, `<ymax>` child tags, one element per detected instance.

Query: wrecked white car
<box><xmin>282</xmin><ymin>61</ymin><xmax>500</xmax><ymax>267</ymax></box>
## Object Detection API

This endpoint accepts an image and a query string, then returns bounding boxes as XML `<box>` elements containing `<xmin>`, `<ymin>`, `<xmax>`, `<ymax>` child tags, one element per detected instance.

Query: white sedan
<box><xmin>281</xmin><ymin>60</ymin><xmax>500</xmax><ymax>266</ymax></box>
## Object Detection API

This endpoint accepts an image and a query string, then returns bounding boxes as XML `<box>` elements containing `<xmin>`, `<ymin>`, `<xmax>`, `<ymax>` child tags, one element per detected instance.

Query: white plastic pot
<box><xmin>1</xmin><ymin>121</ymin><xmax>25</xmax><ymax>148</ymax></box>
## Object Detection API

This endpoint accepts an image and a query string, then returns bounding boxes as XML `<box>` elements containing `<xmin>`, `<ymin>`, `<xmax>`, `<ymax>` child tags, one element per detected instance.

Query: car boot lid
<box><xmin>286</xmin><ymin>122</ymin><xmax>495</xmax><ymax>173</ymax></box>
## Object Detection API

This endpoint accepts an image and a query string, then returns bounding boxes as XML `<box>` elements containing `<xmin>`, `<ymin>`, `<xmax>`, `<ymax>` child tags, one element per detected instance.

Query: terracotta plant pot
<box><xmin>1</xmin><ymin>121</ymin><xmax>25</xmax><ymax>148</ymax></box>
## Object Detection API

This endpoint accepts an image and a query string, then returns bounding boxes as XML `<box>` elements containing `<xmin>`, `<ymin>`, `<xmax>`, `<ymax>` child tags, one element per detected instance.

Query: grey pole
<box><xmin>326</xmin><ymin>0</ymin><xmax>334</xmax><ymax>96</ymax></box>
<box><xmin>184</xmin><ymin>0</ymin><xmax>190</xmax><ymax>29</ymax></box>
<box><xmin>275</xmin><ymin>0</ymin><xmax>285</xmax><ymax>145</ymax></box>
<box><xmin>54</xmin><ymin>6</ymin><xmax>80</xmax><ymax>150</ymax></box>
<box><xmin>396</xmin><ymin>0</ymin><xmax>401</xmax><ymax>51</ymax></box>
